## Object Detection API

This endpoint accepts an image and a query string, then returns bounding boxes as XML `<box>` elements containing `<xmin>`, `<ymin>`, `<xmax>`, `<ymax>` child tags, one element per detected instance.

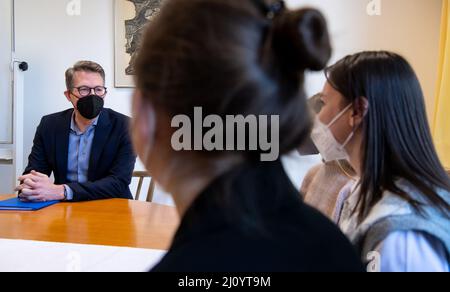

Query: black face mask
<box><xmin>77</xmin><ymin>95</ymin><xmax>104</xmax><ymax>120</ymax></box>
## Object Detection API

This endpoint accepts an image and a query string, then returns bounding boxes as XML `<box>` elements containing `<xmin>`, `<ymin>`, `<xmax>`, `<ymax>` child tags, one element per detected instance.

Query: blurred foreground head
<box><xmin>131</xmin><ymin>0</ymin><xmax>332</xmax><ymax>188</ymax></box>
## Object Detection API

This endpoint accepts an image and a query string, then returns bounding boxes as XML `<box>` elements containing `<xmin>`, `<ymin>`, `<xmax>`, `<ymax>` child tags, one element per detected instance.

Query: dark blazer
<box><xmin>152</xmin><ymin>160</ymin><xmax>364</xmax><ymax>272</ymax></box>
<box><xmin>24</xmin><ymin>108</ymin><xmax>136</xmax><ymax>201</ymax></box>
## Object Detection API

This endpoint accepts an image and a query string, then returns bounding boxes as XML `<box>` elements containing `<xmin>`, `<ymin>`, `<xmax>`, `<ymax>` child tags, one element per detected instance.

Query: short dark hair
<box><xmin>65</xmin><ymin>60</ymin><xmax>106</xmax><ymax>89</ymax></box>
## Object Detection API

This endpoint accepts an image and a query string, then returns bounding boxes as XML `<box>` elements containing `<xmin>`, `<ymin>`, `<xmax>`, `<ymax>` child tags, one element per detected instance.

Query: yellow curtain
<box><xmin>433</xmin><ymin>0</ymin><xmax>450</xmax><ymax>169</ymax></box>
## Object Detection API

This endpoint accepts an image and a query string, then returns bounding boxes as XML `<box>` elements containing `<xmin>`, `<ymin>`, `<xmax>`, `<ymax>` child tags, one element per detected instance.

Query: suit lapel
<box><xmin>55</xmin><ymin>109</ymin><xmax>73</xmax><ymax>183</ymax></box>
<box><xmin>89</xmin><ymin>110</ymin><xmax>112</xmax><ymax>180</ymax></box>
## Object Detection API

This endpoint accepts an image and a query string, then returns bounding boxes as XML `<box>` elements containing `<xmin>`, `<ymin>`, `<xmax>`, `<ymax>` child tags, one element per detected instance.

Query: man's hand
<box><xmin>15</xmin><ymin>171</ymin><xmax>65</xmax><ymax>202</ymax></box>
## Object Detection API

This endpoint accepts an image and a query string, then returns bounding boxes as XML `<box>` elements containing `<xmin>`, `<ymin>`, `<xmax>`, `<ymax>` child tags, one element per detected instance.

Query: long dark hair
<box><xmin>326</xmin><ymin>51</ymin><xmax>450</xmax><ymax>221</ymax></box>
<box><xmin>134</xmin><ymin>0</ymin><xmax>331</xmax><ymax>159</ymax></box>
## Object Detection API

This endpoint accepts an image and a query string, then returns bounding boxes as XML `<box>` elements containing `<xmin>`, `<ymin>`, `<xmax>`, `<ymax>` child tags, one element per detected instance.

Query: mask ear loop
<box><xmin>324</xmin><ymin>103</ymin><xmax>354</xmax><ymax>151</ymax></box>
<box><xmin>340</xmin><ymin>129</ymin><xmax>355</xmax><ymax>149</ymax></box>
<box><xmin>68</xmin><ymin>91</ymin><xmax>80</xmax><ymax>113</ymax></box>
<box><xmin>338</xmin><ymin>100</ymin><xmax>368</xmax><ymax>149</ymax></box>
<box><xmin>326</xmin><ymin>103</ymin><xmax>353</xmax><ymax>128</ymax></box>
<box><xmin>327</xmin><ymin>103</ymin><xmax>355</xmax><ymax>149</ymax></box>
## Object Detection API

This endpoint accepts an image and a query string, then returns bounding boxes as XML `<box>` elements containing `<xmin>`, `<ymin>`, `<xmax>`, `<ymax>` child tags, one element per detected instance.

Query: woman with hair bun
<box><xmin>131</xmin><ymin>0</ymin><xmax>363</xmax><ymax>272</ymax></box>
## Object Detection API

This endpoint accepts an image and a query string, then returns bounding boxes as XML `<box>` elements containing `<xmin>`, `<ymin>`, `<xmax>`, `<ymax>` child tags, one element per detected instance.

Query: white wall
<box><xmin>1</xmin><ymin>0</ymin><xmax>443</xmax><ymax>200</ymax></box>
<box><xmin>291</xmin><ymin>0</ymin><xmax>443</xmax><ymax>118</ymax></box>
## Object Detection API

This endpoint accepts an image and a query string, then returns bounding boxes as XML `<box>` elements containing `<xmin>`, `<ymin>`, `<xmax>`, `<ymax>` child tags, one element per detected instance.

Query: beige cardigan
<box><xmin>301</xmin><ymin>161</ymin><xmax>356</xmax><ymax>220</ymax></box>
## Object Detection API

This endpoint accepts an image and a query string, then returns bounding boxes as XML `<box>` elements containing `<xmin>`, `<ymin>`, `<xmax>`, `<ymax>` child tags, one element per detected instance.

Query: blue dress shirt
<box><xmin>64</xmin><ymin>114</ymin><xmax>99</xmax><ymax>200</ymax></box>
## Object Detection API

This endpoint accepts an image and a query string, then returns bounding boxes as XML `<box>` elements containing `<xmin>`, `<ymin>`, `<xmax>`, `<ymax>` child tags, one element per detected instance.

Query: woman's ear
<box><xmin>349</xmin><ymin>96</ymin><xmax>369</xmax><ymax>128</ymax></box>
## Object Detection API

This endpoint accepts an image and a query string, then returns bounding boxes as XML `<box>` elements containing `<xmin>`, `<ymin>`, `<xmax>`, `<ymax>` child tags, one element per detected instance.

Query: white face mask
<box><xmin>310</xmin><ymin>104</ymin><xmax>354</xmax><ymax>162</ymax></box>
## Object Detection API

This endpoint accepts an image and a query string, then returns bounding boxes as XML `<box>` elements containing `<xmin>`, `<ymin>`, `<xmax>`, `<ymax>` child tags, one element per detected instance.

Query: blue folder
<box><xmin>0</xmin><ymin>198</ymin><xmax>59</xmax><ymax>211</ymax></box>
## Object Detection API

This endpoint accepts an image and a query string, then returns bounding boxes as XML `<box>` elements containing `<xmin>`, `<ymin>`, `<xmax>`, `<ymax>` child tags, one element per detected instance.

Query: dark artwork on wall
<box><xmin>125</xmin><ymin>0</ymin><xmax>163</xmax><ymax>75</ymax></box>
<box><xmin>115</xmin><ymin>0</ymin><xmax>163</xmax><ymax>87</ymax></box>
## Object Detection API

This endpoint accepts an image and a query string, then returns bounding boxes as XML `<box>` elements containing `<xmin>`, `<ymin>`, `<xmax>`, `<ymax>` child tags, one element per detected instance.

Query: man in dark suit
<box><xmin>15</xmin><ymin>61</ymin><xmax>136</xmax><ymax>202</ymax></box>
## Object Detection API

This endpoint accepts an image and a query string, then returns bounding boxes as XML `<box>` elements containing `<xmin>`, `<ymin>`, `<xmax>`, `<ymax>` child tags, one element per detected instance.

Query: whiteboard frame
<box><xmin>0</xmin><ymin>0</ymin><xmax>14</xmax><ymax>144</ymax></box>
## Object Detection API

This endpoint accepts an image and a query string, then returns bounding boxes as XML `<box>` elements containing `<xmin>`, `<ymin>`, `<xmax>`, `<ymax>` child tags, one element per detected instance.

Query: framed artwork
<box><xmin>114</xmin><ymin>0</ymin><xmax>163</xmax><ymax>88</ymax></box>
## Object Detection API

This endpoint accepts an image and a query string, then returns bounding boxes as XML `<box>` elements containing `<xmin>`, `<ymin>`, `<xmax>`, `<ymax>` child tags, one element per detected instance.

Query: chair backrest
<box><xmin>132</xmin><ymin>171</ymin><xmax>156</xmax><ymax>202</ymax></box>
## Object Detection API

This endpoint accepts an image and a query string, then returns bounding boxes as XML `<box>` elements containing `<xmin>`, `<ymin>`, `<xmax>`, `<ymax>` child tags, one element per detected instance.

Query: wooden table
<box><xmin>0</xmin><ymin>195</ymin><xmax>179</xmax><ymax>250</ymax></box>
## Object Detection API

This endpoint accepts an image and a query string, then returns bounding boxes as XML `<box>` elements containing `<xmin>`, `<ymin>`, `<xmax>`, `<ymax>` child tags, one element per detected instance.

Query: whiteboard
<box><xmin>0</xmin><ymin>0</ymin><xmax>13</xmax><ymax>143</ymax></box>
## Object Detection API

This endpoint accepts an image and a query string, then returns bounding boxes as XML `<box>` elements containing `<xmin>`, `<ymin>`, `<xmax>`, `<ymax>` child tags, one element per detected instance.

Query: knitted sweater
<box><xmin>301</xmin><ymin>161</ymin><xmax>356</xmax><ymax>220</ymax></box>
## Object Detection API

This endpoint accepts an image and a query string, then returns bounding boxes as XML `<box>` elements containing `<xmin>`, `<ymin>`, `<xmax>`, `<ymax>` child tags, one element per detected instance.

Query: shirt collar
<box><xmin>70</xmin><ymin>111</ymin><xmax>100</xmax><ymax>135</ymax></box>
